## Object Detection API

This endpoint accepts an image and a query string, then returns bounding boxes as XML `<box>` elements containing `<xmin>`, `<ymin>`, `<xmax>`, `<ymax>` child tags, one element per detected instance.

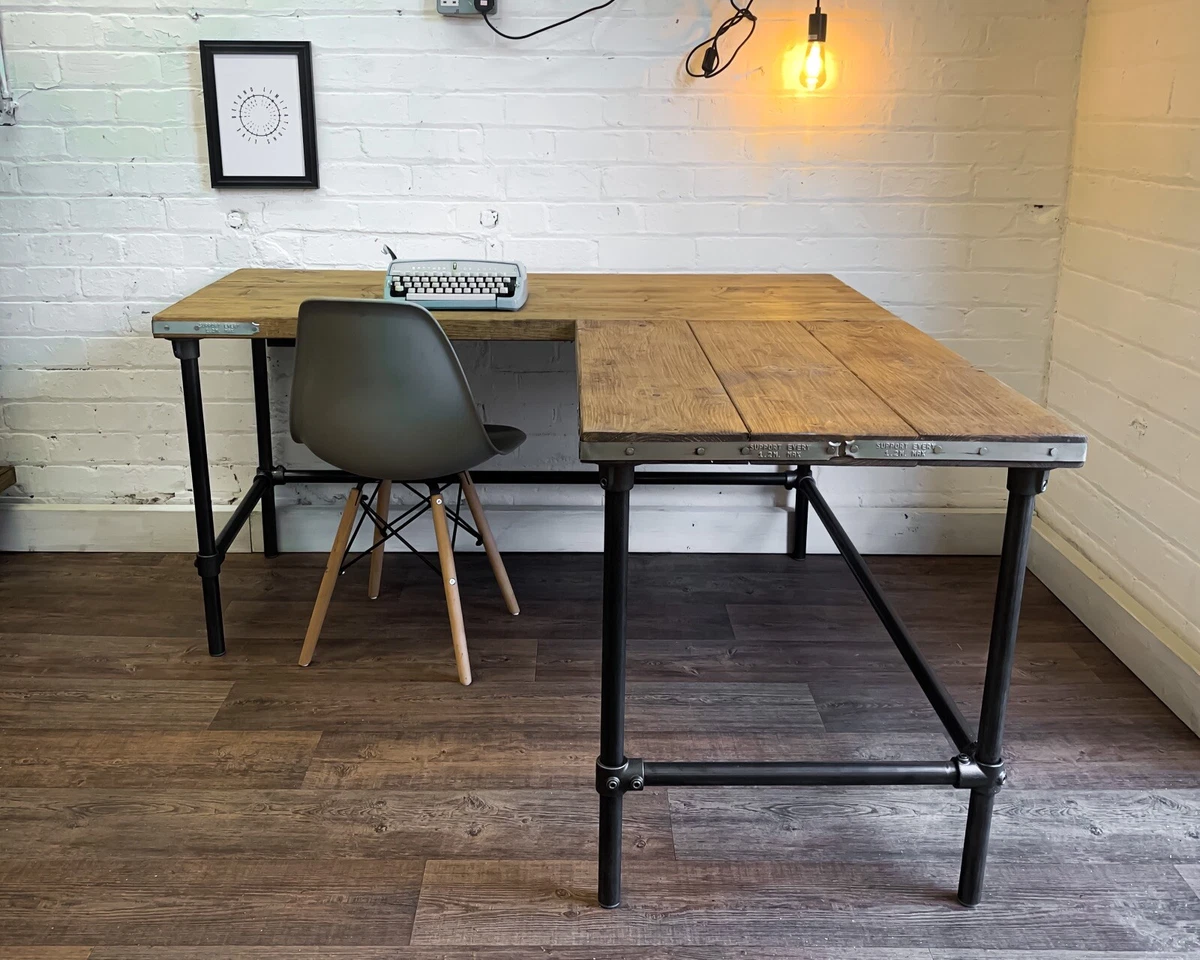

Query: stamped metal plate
<box><xmin>579</xmin><ymin>437</ymin><xmax>1087</xmax><ymax>467</ymax></box>
<box><xmin>842</xmin><ymin>439</ymin><xmax>1086</xmax><ymax>464</ymax></box>
<box><xmin>153</xmin><ymin>320</ymin><xmax>261</xmax><ymax>337</ymax></box>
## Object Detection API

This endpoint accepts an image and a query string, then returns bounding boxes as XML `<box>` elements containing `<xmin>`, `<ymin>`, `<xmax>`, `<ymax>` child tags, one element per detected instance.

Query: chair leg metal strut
<box><xmin>595</xmin><ymin>463</ymin><xmax>1048</xmax><ymax>910</ymax></box>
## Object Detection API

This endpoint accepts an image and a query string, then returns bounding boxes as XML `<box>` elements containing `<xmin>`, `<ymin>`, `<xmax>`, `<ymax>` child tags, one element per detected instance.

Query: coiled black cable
<box><xmin>685</xmin><ymin>0</ymin><xmax>757</xmax><ymax>78</ymax></box>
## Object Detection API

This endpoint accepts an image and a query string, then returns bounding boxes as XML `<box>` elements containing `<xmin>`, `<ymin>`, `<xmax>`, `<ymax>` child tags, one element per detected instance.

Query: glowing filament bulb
<box><xmin>801</xmin><ymin>39</ymin><xmax>826</xmax><ymax>90</ymax></box>
<box><xmin>797</xmin><ymin>1</ymin><xmax>829</xmax><ymax>92</ymax></box>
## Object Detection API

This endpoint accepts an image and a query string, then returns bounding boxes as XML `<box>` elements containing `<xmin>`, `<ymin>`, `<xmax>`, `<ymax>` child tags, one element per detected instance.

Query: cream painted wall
<box><xmin>1041</xmin><ymin>0</ymin><xmax>1200</xmax><ymax>662</ymax></box>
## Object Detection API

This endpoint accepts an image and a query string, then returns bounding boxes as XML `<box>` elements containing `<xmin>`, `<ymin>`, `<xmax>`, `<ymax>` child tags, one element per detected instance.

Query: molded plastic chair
<box><xmin>290</xmin><ymin>298</ymin><xmax>524</xmax><ymax>684</ymax></box>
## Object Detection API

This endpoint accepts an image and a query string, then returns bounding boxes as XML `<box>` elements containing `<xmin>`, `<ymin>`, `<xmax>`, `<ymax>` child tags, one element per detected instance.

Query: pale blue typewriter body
<box><xmin>383</xmin><ymin>259</ymin><xmax>528</xmax><ymax>311</ymax></box>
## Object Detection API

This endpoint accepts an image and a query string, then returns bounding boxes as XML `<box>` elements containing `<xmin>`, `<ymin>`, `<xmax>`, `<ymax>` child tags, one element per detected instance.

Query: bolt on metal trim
<box><xmin>580</xmin><ymin>438</ymin><xmax>1086</xmax><ymax>466</ymax></box>
<box><xmin>153</xmin><ymin>320</ymin><xmax>261</xmax><ymax>337</ymax></box>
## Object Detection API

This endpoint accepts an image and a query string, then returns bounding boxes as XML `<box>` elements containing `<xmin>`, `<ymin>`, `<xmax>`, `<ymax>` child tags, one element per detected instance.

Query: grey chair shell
<box><xmin>291</xmin><ymin>298</ymin><xmax>524</xmax><ymax>482</ymax></box>
<box><xmin>289</xmin><ymin>297</ymin><xmax>524</xmax><ymax>684</ymax></box>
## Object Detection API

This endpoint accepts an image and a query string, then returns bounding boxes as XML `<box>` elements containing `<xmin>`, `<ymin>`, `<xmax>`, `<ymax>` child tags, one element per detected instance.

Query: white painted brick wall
<box><xmin>0</xmin><ymin>0</ymin><xmax>1086</xmax><ymax>529</ymax></box>
<box><xmin>1041</xmin><ymin>0</ymin><xmax>1200</xmax><ymax>656</ymax></box>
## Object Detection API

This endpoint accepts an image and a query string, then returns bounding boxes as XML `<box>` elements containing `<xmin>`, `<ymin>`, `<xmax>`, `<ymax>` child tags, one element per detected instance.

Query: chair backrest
<box><xmin>290</xmin><ymin>298</ymin><xmax>496</xmax><ymax>482</ymax></box>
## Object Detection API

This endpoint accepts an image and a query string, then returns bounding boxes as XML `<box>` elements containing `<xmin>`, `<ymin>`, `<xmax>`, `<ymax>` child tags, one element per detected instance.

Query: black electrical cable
<box><xmin>685</xmin><ymin>0</ymin><xmax>757</xmax><ymax>78</ymax></box>
<box><xmin>481</xmin><ymin>0</ymin><xmax>619</xmax><ymax>41</ymax></box>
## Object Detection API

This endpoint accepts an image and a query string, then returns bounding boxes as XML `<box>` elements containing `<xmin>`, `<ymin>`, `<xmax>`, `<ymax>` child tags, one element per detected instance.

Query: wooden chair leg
<box><xmin>429</xmin><ymin>487</ymin><xmax>472</xmax><ymax>686</ymax></box>
<box><xmin>368</xmin><ymin>480</ymin><xmax>392</xmax><ymax>600</ymax></box>
<box><xmin>299</xmin><ymin>486</ymin><xmax>362</xmax><ymax>667</ymax></box>
<box><xmin>459</xmin><ymin>472</ymin><xmax>520</xmax><ymax>616</ymax></box>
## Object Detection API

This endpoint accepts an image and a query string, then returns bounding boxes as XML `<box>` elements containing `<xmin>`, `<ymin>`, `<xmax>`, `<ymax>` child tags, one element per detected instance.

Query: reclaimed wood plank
<box><xmin>575</xmin><ymin>319</ymin><xmax>747</xmax><ymax>443</ymax></box>
<box><xmin>806</xmin><ymin>320</ymin><xmax>1082</xmax><ymax>442</ymax></box>
<box><xmin>690</xmin><ymin>321</ymin><xmax>915</xmax><ymax>440</ymax></box>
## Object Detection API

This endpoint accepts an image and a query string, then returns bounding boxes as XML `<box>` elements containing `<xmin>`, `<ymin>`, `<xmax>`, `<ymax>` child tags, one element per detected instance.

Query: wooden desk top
<box><xmin>576</xmin><ymin>319</ymin><xmax>1085</xmax><ymax>468</ymax></box>
<box><xmin>152</xmin><ymin>268</ymin><xmax>1085</xmax><ymax>468</ymax></box>
<box><xmin>151</xmin><ymin>269</ymin><xmax>896</xmax><ymax>341</ymax></box>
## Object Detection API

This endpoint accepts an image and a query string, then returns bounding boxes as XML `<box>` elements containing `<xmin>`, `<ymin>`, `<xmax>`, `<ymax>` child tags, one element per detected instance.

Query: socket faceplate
<box><xmin>437</xmin><ymin>0</ymin><xmax>480</xmax><ymax>16</ymax></box>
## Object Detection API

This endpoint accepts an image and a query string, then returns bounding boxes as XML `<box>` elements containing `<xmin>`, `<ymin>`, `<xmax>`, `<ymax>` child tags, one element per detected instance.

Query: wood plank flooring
<box><xmin>0</xmin><ymin>550</ymin><xmax>1198</xmax><ymax>957</ymax></box>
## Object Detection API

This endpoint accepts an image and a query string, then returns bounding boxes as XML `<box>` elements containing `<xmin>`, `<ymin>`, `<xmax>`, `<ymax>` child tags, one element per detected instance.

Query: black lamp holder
<box><xmin>809</xmin><ymin>1</ymin><xmax>828</xmax><ymax>42</ymax></box>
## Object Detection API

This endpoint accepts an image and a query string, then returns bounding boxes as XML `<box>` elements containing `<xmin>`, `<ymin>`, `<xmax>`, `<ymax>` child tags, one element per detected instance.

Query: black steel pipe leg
<box><xmin>958</xmin><ymin>790</ymin><xmax>996</xmax><ymax>906</ymax></box>
<box><xmin>251</xmin><ymin>339</ymin><xmax>280</xmax><ymax>558</ymax></box>
<box><xmin>174</xmin><ymin>339</ymin><xmax>225</xmax><ymax>658</ymax></box>
<box><xmin>598</xmin><ymin>792</ymin><xmax>624</xmax><ymax>910</ymax></box>
<box><xmin>957</xmin><ymin>467</ymin><xmax>1047</xmax><ymax>906</ymax></box>
<box><xmin>789</xmin><ymin>466</ymin><xmax>811</xmax><ymax>560</ymax></box>
<box><xmin>597</xmin><ymin>462</ymin><xmax>634</xmax><ymax>909</ymax></box>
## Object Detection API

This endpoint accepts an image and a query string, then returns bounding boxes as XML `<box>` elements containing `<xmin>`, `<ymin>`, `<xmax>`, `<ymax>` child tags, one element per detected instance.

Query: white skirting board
<box><xmin>1029</xmin><ymin>517</ymin><xmax>1200</xmax><ymax>738</ymax></box>
<box><xmin>0</xmin><ymin>501</ymin><xmax>1005</xmax><ymax>556</ymax></box>
<box><xmin>0</xmin><ymin>502</ymin><xmax>258</xmax><ymax>553</ymax></box>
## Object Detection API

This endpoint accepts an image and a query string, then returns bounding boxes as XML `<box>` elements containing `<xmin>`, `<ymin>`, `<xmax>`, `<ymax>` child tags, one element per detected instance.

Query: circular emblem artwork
<box><xmin>231</xmin><ymin>88</ymin><xmax>289</xmax><ymax>143</ymax></box>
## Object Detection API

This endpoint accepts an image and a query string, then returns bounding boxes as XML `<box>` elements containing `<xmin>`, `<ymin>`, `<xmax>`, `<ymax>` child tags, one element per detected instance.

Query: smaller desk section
<box><xmin>576</xmin><ymin>318</ymin><xmax>1084</xmax><ymax>468</ymax></box>
<box><xmin>574</xmin><ymin>313</ymin><xmax>1085</xmax><ymax>911</ymax></box>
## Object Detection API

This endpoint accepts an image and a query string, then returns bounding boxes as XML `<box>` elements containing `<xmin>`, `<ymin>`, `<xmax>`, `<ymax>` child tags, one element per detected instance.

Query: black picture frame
<box><xmin>199</xmin><ymin>40</ymin><xmax>319</xmax><ymax>189</ymax></box>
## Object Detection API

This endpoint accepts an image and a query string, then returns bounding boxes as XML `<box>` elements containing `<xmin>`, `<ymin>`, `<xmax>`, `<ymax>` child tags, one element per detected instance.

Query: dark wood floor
<box><xmin>1</xmin><ymin>549</ymin><xmax>1198</xmax><ymax>959</ymax></box>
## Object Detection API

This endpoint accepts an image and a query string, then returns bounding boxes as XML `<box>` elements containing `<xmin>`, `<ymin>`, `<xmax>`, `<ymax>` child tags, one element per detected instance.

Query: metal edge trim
<box><xmin>152</xmin><ymin>320</ymin><xmax>261</xmax><ymax>337</ymax></box>
<box><xmin>578</xmin><ymin>438</ymin><xmax>1087</xmax><ymax>466</ymax></box>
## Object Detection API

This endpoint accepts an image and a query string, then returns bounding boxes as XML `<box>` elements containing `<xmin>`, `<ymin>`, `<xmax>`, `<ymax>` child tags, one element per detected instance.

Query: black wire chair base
<box><xmin>337</xmin><ymin>479</ymin><xmax>483</xmax><ymax>579</ymax></box>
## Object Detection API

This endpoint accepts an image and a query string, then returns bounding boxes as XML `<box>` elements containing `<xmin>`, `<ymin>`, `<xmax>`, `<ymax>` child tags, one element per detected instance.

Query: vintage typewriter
<box><xmin>383</xmin><ymin>257</ymin><xmax>528</xmax><ymax>311</ymax></box>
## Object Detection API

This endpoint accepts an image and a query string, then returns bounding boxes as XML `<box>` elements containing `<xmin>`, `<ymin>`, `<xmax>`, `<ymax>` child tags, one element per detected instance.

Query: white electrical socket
<box><xmin>437</xmin><ymin>0</ymin><xmax>480</xmax><ymax>16</ymax></box>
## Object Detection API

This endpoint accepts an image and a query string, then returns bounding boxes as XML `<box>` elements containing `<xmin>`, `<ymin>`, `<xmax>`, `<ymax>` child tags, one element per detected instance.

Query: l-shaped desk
<box><xmin>153</xmin><ymin>268</ymin><xmax>1086</xmax><ymax>910</ymax></box>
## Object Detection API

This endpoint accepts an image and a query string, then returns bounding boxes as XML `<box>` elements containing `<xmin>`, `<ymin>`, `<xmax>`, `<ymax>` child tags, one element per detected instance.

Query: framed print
<box><xmin>199</xmin><ymin>40</ymin><xmax>319</xmax><ymax>188</ymax></box>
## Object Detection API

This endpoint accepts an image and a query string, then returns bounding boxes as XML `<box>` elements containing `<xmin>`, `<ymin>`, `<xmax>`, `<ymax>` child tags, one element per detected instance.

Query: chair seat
<box><xmin>486</xmin><ymin>424</ymin><xmax>526</xmax><ymax>456</ymax></box>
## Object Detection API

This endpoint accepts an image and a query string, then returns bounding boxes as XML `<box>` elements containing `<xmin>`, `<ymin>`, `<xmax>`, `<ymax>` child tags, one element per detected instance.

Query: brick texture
<box><xmin>1041</xmin><ymin>0</ymin><xmax>1200</xmax><ymax>657</ymax></box>
<box><xmin>0</xmin><ymin>0</ymin><xmax>1085</xmax><ymax>519</ymax></box>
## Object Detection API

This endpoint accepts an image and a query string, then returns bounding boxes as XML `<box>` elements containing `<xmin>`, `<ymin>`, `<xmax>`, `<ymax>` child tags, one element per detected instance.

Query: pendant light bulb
<box><xmin>802</xmin><ymin>1</ymin><xmax>828</xmax><ymax>91</ymax></box>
